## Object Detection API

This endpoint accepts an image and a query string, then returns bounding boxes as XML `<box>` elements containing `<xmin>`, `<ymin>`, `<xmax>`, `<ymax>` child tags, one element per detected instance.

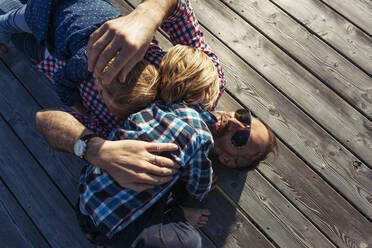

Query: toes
<box><xmin>200</xmin><ymin>216</ymin><xmax>208</xmax><ymax>223</ymax></box>
<box><xmin>201</xmin><ymin>209</ymin><xmax>211</xmax><ymax>216</ymax></box>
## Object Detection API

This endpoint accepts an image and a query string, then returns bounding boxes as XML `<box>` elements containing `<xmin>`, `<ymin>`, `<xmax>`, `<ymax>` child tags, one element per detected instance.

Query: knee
<box><xmin>171</xmin><ymin>222</ymin><xmax>202</xmax><ymax>248</ymax></box>
<box><xmin>182</xmin><ymin>224</ymin><xmax>202</xmax><ymax>248</ymax></box>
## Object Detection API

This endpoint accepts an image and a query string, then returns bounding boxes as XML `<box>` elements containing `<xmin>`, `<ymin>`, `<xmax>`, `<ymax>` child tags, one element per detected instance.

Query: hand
<box><xmin>87</xmin><ymin>11</ymin><xmax>156</xmax><ymax>85</ymax></box>
<box><xmin>86</xmin><ymin>138</ymin><xmax>180</xmax><ymax>192</ymax></box>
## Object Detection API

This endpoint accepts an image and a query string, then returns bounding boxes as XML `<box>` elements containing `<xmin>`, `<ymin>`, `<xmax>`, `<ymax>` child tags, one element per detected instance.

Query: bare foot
<box><xmin>182</xmin><ymin>207</ymin><xmax>211</xmax><ymax>228</ymax></box>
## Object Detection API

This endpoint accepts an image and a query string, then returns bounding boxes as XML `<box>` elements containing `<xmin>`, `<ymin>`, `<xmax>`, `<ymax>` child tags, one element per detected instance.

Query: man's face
<box><xmin>211</xmin><ymin>112</ymin><xmax>270</xmax><ymax>168</ymax></box>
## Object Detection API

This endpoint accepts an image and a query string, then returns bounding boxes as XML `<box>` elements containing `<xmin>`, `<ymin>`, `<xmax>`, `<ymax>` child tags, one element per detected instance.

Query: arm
<box><xmin>35</xmin><ymin>109</ymin><xmax>180</xmax><ymax>192</ymax></box>
<box><xmin>87</xmin><ymin>0</ymin><xmax>178</xmax><ymax>84</ymax></box>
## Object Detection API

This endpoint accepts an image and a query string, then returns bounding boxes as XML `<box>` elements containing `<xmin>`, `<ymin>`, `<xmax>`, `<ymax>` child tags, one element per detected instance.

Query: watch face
<box><xmin>74</xmin><ymin>139</ymin><xmax>86</xmax><ymax>157</ymax></box>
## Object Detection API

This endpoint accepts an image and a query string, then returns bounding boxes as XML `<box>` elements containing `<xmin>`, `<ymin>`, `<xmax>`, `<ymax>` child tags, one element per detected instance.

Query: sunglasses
<box><xmin>231</xmin><ymin>109</ymin><xmax>252</xmax><ymax>147</ymax></box>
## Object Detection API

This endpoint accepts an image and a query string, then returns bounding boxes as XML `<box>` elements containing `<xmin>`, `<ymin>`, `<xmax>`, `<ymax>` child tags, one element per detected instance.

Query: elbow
<box><xmin>35</xmin><ymin>110</ymin><xmax>45</xmax><ymax>134</ymax></box>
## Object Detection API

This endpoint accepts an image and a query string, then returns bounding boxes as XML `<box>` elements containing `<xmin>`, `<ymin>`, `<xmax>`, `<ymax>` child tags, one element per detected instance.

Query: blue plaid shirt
<box><xmin>79</xmin><ymin>101</ymin><xmax>217</xmax><ymax>238</ymax></box>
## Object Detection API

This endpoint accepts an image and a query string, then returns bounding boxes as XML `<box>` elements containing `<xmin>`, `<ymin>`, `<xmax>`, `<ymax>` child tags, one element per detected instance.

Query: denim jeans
<box><xmin>11</xmin><ymin>32</ymin><xmax>44</xmax><ymax>63</ymax></box>
<box><xmin>76</xmin><ymin>182</ymin><xmax>202</xmax><ymax>248</ymax></box>
<box><xmin>0</xmin><ymin>0</ymin><xmax>43</xmax><ymax>63</ymax></box>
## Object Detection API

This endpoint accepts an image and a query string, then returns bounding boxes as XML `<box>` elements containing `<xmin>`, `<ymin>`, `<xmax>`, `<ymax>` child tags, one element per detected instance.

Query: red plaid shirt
<box><xmin>36</xmin><ymin>0</ymin><xmax>226</xmax><ymax>138</ymax></box>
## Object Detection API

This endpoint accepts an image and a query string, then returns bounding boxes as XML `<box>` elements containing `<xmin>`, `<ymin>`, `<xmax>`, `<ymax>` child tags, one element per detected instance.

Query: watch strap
<box><xmin>79</xmin><ymin>133</ymin><xmax>101</xmax><ymax>159</ymax></box>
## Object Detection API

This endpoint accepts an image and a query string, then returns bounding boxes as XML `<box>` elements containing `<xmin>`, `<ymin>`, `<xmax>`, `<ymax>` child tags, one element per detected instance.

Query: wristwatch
<box><xmin>73</xmin><ymin>134</ymin><xmax>100</xmax><ymax>159</ymax></box>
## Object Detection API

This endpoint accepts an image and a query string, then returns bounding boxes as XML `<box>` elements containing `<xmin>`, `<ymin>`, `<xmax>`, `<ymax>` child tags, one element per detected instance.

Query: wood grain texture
<box><xmin>201</xmin><ymin>190</ymin><xmax>274</xmax><ymax>248</ymax></box>
<box><xmin>270</xmin><ymin>0</ymin><xmax>372</xmax><ymax>75</ymax></box>
<box><xmin>213</xmin><ymin>159</ymin><xmax>335</xmax><ymax>247</ymax></box>
<box><xmin>217</xmin><ymin>95</ymin><xmax>372</xmax><ymax>248</ymax></box>
<box><xmin>200</xmin><ymin>20</ymin><xmax>372</xmax><ymax>220</ymax></box>
<box><xmin>125</xmin><ymin>0</ymin><xmax>372</xmax><ymax>246</ymax></box>
<box><xmin>222</xmin><ymin>0</ymin><xmax>372</xmax><ymax>116</ymax></box>
<box><xmin>320</xmin><ymin>0</ymin><xmax>372</xmax><ymax>35</ymax></box>
<box><xmin>123</xmin><ymin>1</ymin><xmax>360</xmax><ymax>247</ymax></box>
<box><xmin>0</xmin><ymin>116</ymin><xmax>90</xmax><ymax>247</ymax></box>
<box><xmin>0</xmin><ymin>49</ymin><xmax>84</xmax><ymax>205</ymax></box>
<box><xmin>0</xmin><ymin>45</ymin><xmax>63</xmax><ymax>108</ymax></box>
<box><xmin>115</xmin><ymin>1</ymin><xmax>275</xmax><ymax>246</ymax></box>
<box><xmin>191</xmin><ymin>0</ymin><xmax>372</xmax><ymax>166</ymax></box>
<box><xmin>0</xmin><ymin>180</ymin><xmax>50</xmax><ymax>248</ymax></box>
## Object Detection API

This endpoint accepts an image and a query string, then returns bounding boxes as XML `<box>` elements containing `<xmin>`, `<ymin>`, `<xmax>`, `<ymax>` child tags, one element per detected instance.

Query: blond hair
<box><xmin>156</xmin><ymin>45</ymin><xmax>219</xmax><ymax>110</ymax></box>
<box><xmin>103</xmin><ymin>45</ymin><xmax>220</xmax><ymax>118</ymax></box>
<box><xmin>104</xmin><ymin>60</ymin><xmax>158</xmax><ymax>118</ymax></box>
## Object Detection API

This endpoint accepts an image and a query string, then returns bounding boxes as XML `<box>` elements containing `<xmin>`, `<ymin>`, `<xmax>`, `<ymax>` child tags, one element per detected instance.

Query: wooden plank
<box><xmin>124</xmin><ymin>1</ymin><xmax>340</xmax><ymax>247</ymax></box>
<box><xmin>112</xmin><ymin>1</ymin><xmax>276</xmax><ymax>246</ymax></box>
<box><xmin>213</xmin><ymin>161</ymin><xmax>335</xmax><ymax>247</ymax></box>
<box><xmin>122</xmin><ymin>1</ymin><xmax>372</xmax><ymax>246</ymax></box>
<box><xmin>222</xmin><ymin>0</ymin><xmax>372</xmax><ymax>115</ymax></box>
<box><xmin>202</xmin><ymin>190</ymin><xmax>274</xmax><ymax>248</ymax></box>
<box><xmin>0</xmin><ymin>51</ymin><xmax>84</xmax><ymax>205</ymax></box>
<box><xmin>270</xmin><ymin>0</ymin><xmax>372</xmax><ymax>75</ymax></box>
<box><xmin>218</xmin><ymin>94</ymin><xmax>372</xmax><ymax>248</ymax></box>
<box><xmin>0</xmin><ymin>44</ymin><xmax>63</xmax><ymax>108</ymax></box>
<box><xmin>200</xmin><ymin>231</ymin><xmax>217</xmax><ymax>248</ymax></box>
<box><xmin>0</xmin><ymin>179</ymin><xmax>50</xmax><ymax>248</ymax></box>
<box><xmin>0</xmin><ymin>116</ymin><xmax>90</xmax><ymax>247</ymax></box>
<box><xmin>191</xmin><ymin>0</ymin><xmax>372</xmax><ymax>167</ymax></box>
<box><xmin>320</xmin><ymin>0</ymin><xmax>372</xmax><ymax>35</ymax></box>
<box><xmin>198</xmin><ymin>8</ymin><xmax>372</xmax><ymax>220</ymax></box>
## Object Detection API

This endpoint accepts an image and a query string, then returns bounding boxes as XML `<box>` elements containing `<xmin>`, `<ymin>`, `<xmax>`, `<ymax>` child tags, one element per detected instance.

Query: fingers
<box><xmin>87</xmin><ymin>23</ymin><xmax>109</xmax><ymax>61</ymax></box>
<box><xmin>135</xmin><ymin>171</ymin><xmax>174</xmax><ymax>185</ymax></box>
<box><xmin>100</xmin><ymin>47</ymin><xmax>132</xmax><ymax>85</ymax></box>
<box><xmin>127</xmin><ymin>183</ymin><xmax>156</xmax><ymax>192</ymax></box>
<box><xmin>151</xmin><ymin>153</ymin><xmax>180</xmax><ymax>169</ymax></box>
<box><xmin>201</xmin><ymin>209</ymin><xmax>211</xmax><ymax>216</ymax></box>
<box><xmin>117</xmin><ymin>53</ymin><xmax>139</xmax><ymax>83</ymax></box>
<box><xmin>147</xmin><ymin>142</ymin><xmax>178</xmax><ymax>153</ymax></box>
<box><xmin>87</xmin><ymin>27</ymin><xmax>114</xmax><ymax>73</ymax></box>
<box><xmin>141</xmin><ymin>160</ymin><xmax>178</xmax><ymax>176</ymax></box>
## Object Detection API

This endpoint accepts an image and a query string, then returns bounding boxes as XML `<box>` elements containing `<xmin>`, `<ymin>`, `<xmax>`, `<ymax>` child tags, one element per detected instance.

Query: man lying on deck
<box><xmin>0</xmin><ymin>0</ymin><xmax>275</xmax><ymax>186</ymax></box>
<box><xmin>36</xmin><ymin>44</ymin><xmax>277</xmax><ymax>248</ymax></box>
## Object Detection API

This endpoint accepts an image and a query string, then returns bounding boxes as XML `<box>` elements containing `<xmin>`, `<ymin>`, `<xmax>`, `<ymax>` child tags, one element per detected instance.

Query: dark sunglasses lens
<box><xmin>231</xmin><ymin>130</ymin><xmax>250</xmax><ymax>147</ymax></box>
<box><xmin>235</xmin><ymin>109</ymin><xmax>251</xmax><ymax>125</ymax></box>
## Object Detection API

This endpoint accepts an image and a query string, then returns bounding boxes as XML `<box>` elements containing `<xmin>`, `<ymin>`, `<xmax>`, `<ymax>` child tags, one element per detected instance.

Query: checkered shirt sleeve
<box><xmin>79</xmin><ymin>102</ymin><xmax>215</xmax><ymax>238</ymax></box>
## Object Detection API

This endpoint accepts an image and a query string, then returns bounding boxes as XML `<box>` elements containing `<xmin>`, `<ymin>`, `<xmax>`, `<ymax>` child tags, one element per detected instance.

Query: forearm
<box><xmin>35</xmin><ymin>109</ymin><xmax>93</xmax><ymax>154</ymax></box>
<box><xmin>138</xmin><ymin>0</ymin><xmax>178</xmax><ymax>27</ymax></box>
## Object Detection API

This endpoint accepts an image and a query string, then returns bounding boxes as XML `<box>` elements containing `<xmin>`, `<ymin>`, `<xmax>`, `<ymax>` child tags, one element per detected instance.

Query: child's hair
<box><xmin>103</xmin><ymin>45</ymin><xmax>220</xmax><ymax>118</ymax></box>
<box><xmin>156</xmin><ymin>44</ymin><xmax>219</xmax><ymax>110</ymax></box>
<box><xmin>103</xmin><ymin>59</ymin><xmax>159</xmax><ymax>118</ymax></box>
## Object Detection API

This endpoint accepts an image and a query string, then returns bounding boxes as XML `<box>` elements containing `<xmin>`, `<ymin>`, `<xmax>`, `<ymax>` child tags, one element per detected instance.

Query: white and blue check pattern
<box><xmin>79</xmin><ymin>101</ymin><xmax>217</xmax><ymax>238</ymax></box>
<box><xmin>34</xmin><ymin>0</ymin><xmax>226</xmax><ymax>239</ymax></box>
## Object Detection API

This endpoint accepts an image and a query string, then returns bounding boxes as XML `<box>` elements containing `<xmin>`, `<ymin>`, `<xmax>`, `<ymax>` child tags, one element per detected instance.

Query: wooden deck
<box><xmin>0</xmin><ymin>0</ymin><xmax>371</xmax><ymax>247</ymax></box>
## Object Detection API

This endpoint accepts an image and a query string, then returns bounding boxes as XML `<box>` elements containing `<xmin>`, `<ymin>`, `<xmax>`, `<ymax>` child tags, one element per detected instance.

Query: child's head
<box><xmin>157</xmin><ymin>44</ymin><xmax>220</xmax><ymax>110</ymax></box>
<box><xmin>210</xmin><ymin>110</ymin><xmax>277</xmax><ymax>170</ymax></box>
<box><xmin>94</xmin><ymin>45</ymin><xmax>220</xmax><ymax>118</ymax></box>
<box><xmin>95</xmin><ymin>60</ymin><xmax>158</xmax><ymax>118</ymax></box>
